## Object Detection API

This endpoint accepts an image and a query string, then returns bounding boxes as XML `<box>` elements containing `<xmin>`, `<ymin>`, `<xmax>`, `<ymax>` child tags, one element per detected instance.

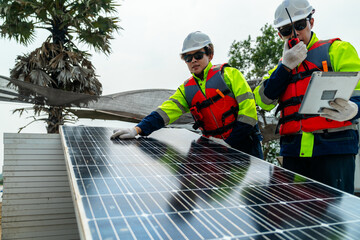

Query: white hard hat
<box><xmin>274</xmin><ymin>0</ymin><xmax>314</xmax><ymax>28</ymax></box>
<box><xmin>180</xmin><ymin>31</ymin><xmax>212</xmax><ymax>54</ymax></box>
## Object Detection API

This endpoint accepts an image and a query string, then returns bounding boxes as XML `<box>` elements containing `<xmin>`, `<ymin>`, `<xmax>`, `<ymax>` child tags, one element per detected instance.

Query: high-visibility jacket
<box><xmin>136</xmin><ymin>62</ymin><xmax>262</xmax><ymax>157</ymax></box>
<box><xmin>184</xmin><ymin>64</ymin><xmax>239</xmax><ymax>139</ymax></box>
<box><xmin>253</xmin><ymin>32</ymin><xmax>360</xmax><ymax>157</ymax></box>
<box><xmin>277</xmin><ymin>38</ymin><xmax>352</xmax><ymax>135</ymax></box>
<box><xmin>155</xmin><ymin>62</ymin><xmax>258</xmax><ymax>133</ymax></box>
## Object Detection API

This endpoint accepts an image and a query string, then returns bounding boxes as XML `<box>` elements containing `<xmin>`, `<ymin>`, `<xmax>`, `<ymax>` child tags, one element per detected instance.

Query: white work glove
<box><xmin>208</xmin><ymin>136</ymin><xmax>231</xmax><ymax>148</ymax></box>
<box><xmin>111</xmin><ymin>127</ymin><xmax>138</xmax><ymax>140</ymax></box>
<box><xmin>282</xmin><ymin>40</ymin><xmax>307</xmax><ymax>70</ymax></box>
<box><xmin>320</xmin><ymin>98</ymin><xmax>358</xmax><ymax>122</ymax></box>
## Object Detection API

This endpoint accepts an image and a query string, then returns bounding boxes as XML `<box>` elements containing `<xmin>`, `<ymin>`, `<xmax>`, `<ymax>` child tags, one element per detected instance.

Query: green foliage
<box><xmin>228</xmin><ymin>23</ymin><xmax>283</xmax><ymax>80</ymax></box>
<box><xmin>262</xmin><ymin>139</ymin><xmax>281</xmax><ymax>165</ymax></box>
<box><xmin>0</xmin><ymin>0</ymin><xmax>122</xmax><ymax>54</ymax></box>
<box><xmin>228</xmin><ymin>23</ymin><xmax>284</xmax><ymax>162</ymax></box>
<box><xmin>10</xmin><ymin>40</ymin><xmax>101</xmax><ymax>94</ymax></box>
<box><xmin>0</xmin><ymin>0</ymin><xmax>121</xmax><ymax>133</ymax></box>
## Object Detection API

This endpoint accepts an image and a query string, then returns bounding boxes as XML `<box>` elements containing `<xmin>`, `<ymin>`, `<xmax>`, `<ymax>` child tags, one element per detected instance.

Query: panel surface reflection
<box><xmin>61</xmin><ymin>126</ymin><xmax>360</xmax><ymax>240</ymax></box>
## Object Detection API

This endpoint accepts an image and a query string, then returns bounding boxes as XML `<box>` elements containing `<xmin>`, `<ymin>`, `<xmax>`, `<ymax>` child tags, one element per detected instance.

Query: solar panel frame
<box><xmin>60</xmin><ymin>125</ymin><xmax>360</xmax><ymax>240</ymax></box>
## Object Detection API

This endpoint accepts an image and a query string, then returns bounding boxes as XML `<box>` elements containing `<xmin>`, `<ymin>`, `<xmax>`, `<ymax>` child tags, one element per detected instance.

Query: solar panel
<box><xmin>60</xmin><ymin>125</ymin><xmax>360</xmax><ymax>239</ymax></box>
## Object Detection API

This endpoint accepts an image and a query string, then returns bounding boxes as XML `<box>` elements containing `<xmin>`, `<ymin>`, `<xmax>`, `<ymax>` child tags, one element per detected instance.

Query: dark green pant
<box><xmin>283</xmin><ymin>154</ymin><xmax>356</xmax><ymax>194</ymax></box>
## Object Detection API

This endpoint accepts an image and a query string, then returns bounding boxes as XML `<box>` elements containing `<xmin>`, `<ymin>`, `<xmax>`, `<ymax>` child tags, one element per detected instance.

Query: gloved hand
<box><xmin>208</xmin><ymin>136</ymin><xmax>231</xmax><ymax>148</ymax></box>
<box><xmin>110</xmin><ymin>127</ymin><xmax>138</xmax><ymax>140</ymax></box>
<box><xmin>320</xmin><ymin>98</ymin><xmax>358</xmax><ymax>121</ymax></box>
<box><xmin>282</xmin><ymin>40</ymin><xmax>307</xmax><ymax>70</ymax></box>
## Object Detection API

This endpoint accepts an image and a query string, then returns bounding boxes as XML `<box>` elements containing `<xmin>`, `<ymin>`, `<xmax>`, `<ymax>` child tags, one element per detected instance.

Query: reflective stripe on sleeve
<box><xmin>253</xmin><ymin>84</ymin><xmax>277</xmax><ymax>111</ymax></box>
<box><xmin>236</xmin><ymin>92</ymin><xmax>254</xmax><ymax>104</ymax></box>
<box><xmin>258</xmin><ymin>84</ymin><xmax>278</xmax><ymax>106</ymax></box>
<box><xmin>169</xmin><ymin>98</ymin><xmax>187</xmax><ymax>114</ymax></box>
<box><xmin>238</xmin><ymin>114</ymin><xmax>257</xmax><ymax>126</ymax></box>
<box><xmin>155</xmin><ymin>108</ymin><xmax>170</xmax><ymax>125</ymax></box>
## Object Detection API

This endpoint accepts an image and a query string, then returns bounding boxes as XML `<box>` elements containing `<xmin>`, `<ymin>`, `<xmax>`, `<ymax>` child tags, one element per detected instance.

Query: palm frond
<box><xmin>2</xmin><ymin>0</ymin><xmax>120</xmax><ymax>133</ymax></box>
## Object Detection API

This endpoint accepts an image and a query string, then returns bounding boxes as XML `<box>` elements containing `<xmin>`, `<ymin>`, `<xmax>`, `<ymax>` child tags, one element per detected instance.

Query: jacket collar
<box><xmin>307</xmin><ymin>32</ymin><xmax>319</xmax><ymax>50</ymax></box>
<box><xmin>192</xmin><ymin>62</ymin><xmax>213</xmax><ymax>81</ymax></box>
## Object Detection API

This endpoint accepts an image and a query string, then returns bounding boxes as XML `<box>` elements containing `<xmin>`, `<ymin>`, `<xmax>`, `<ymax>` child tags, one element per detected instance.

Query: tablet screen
<box><xmin>298</xmin><ymin>71</ymin><xmax>360</xmax><ymax>114</ymax></box>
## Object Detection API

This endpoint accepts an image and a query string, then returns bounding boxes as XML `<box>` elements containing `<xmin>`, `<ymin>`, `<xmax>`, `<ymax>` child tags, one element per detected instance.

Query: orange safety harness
<box><xmin>184</xmin><ymin>64</ymin><xmax>239</xmax><ymax>139</ymax></box>
<box><xmin>277</xmin><ymin>38</ymin><xmax>352</xmax><ymax>135</ymax></box>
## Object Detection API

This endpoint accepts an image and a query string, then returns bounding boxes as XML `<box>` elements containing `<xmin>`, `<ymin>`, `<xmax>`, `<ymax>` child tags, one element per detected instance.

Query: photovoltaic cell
<box><xmin>60</xmin><ymin>125</ymin><xmax>360</xmax><ymax>240</ymax></box>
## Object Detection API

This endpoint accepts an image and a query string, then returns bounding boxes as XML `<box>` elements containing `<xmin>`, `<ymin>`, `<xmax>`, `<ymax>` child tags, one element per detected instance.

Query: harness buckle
<box><xmin>190</xmin><ymin>105</ymin><xmax>204</xmax><ymax>130</ymax></box>
<box><xmin>190</xmin><ymin>106</ymin><xmax>203</xmax><ymax>121</ymax></box>
<box><xmin>291</xmin><ymin>73</ymin><xmax>302</xmax><ymax>82</ymax></box>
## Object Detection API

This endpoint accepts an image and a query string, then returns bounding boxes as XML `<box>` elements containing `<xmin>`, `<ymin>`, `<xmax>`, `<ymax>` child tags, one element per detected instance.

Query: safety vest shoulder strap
<box><xmin>308</xmin><ymin>38</ymin><xmax>341</xmax><ymax>51</ymax></box>
<box><xmin>207</xmin><ymin>63</ymin><xmax>230</xmax><ymax>80</ymax></box>
<box><xmin>290</xmin><ymin>38</ymin><xmax>340</xmax><ymax>82</ymax></box>
<box><xmin>184</xmin><ymin>76</ymin><xmax>195</xmax><ymax>87</ymax></box>
<box><xmin>306</xmin><ymin>38</ymin><xmax>340</xmax><ymax>70</ymax></box>
<box><xmin>212</xmin><ymin>63</ymin><xmax>230</xmax><ymax>71</ymax></box>
<box><xmin>212</xmin><ymin>64</ymin><xmax>223</xmax><ymax>71</ymax></box>
<box><xmin>184</xmin><ymin>63</ymin><xmax>231</xmax><ymax>103</ymax></box>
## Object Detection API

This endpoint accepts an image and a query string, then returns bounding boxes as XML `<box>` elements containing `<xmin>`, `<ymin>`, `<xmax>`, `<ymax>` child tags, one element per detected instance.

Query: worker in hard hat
<box><xmin>253</xmin><ymin>0</ymin><xmax>360</xmax><ymax>193</ymax></box>
<box><xmin>111</xmin><ymin>31</ymin><xmax>264</xmax><ymax>159</ymax></box>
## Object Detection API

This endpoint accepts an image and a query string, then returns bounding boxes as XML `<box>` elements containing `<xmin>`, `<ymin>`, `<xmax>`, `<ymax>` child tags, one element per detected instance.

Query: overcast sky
<box><xmin>1</xmin><ymin>0</ymin><xmax>360</xmax><ymax>172</ymax></box>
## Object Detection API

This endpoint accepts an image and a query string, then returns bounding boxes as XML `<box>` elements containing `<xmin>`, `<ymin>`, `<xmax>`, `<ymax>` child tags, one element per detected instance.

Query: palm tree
<box><xmin>0</xmin><ymin>0</ymin><xmax>122</xmax><ymax>133</ymax></box>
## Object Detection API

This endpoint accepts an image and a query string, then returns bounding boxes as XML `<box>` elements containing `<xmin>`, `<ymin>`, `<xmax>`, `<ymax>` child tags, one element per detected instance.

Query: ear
<box><xmin>278</xmin><ymin>32</ymin><xmax>284</xmax><ymax>40</ymax></box>
<box><xmin>309</xmin><ymin>18</ymin><xmax>314</xmax><ymax>29</ymax></box>
<box><xmin>208</xmin><ymin>54</ymin><xmax>214</xmax><ymax>61</ymax></box>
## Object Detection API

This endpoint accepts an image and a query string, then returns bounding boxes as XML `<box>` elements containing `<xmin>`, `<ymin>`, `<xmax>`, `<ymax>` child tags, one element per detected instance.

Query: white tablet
<box><xmin>298</xmin><ymin>71</ymin><xmax>360</xmax><ymax>114</ymax></box>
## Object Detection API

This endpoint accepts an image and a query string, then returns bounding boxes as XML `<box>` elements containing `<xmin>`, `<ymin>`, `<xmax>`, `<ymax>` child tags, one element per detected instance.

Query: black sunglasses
<box><xmin>278</xmin><ymin>18</ymin><xmax>309</xmax><ymax>37</ymax></box>
<box><xmin>183</xmin><ymin>51</ymin><xmax>206</xmax><ymax>63</ymax></box>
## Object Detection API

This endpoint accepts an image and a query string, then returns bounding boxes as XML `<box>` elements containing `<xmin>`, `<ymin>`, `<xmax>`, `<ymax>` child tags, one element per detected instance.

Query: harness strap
<box><xmin>290</xmin><ymin>66</ymin><xmax>333</xmax><ymax>83</ymax></box>
<box><xmin>275</xmin><ymin>112</ymin><xmax>318</xmax><ymax>134</ymax></box>
<box><xmin>275</xmin><ymin>95</ymin><xmax>304</xmax><ymax>116</ymax></box>
<box><xmin>279</xmin><ymin>112</ymin><xmax>318</xmax><ymax>125</ymax></box>
<box><xmin>202</xmin><ymin>121</ymin><xmax>236</xmax><ymax>136</ymax></box>
<box><xmin>192</xmin><ymin>101</ymin><xmax>238</xmax><ymax>132</ymax></box>
<box><xmin>192</xmin><ymin>120</ymin><xmax>204</xmax><ymax>130</ymax></box>
<box><xmin>291</xmin><ymin>71</ymin><xmax>312</xmax><ymax>83</ymax></box>
<box><xmin>222</xmin><ymin>105</ymin><xmax>239</xmax><ymax>123</ymax></box>
<box><xmin>196</xmin><ymin>88</ymin><xmax>231</xmax><ymax>110</ymax></box>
